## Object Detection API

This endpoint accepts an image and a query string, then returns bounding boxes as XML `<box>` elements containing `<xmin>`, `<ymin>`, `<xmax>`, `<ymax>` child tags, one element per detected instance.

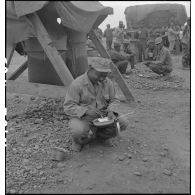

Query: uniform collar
<box><xmin>83</xmin><ymin>72</ymin><xmax>90</xmax><ymax>86</ymax></box>
<box><xmin>83</xmin><ymin>71</ymin><xmax>107</xmax><ymax>87</ymax></box>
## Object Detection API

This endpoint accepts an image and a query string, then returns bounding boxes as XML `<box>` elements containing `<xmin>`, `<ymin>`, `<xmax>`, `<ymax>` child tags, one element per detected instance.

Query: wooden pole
<box><xmin>26</xmin><ymin>13</ymin><xmax>74</xmax><ymax>86</ymax></box>
<box><xmin>89</xmin><ymin>30</ymin><xmax>135</xmax><ymax>102</ymax></box>
<box><xmin>6</xmin><ymin>44</ymin><xmax>16</xmax><ymax>68</ymax></box>
<box><xmin>7</xmin><ymin>60</ymin><xmax>28</xmax><ymax>80</ymax></box>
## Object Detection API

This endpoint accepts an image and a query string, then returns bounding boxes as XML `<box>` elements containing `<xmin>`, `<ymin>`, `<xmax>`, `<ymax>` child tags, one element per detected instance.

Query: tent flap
<box><xmin>6</xmin><ymin>1</ymin><xmax>113</xmax><ymax>51</ymax></box>
<box><xmin>14</xmin><ymin>1</ymin><xmax>49</xmax><ymax>18</ymax></box>
<box><xmin>55</xmin><ymin>1</ymin><xmax>113</xmax><ymax>33</ymax></box>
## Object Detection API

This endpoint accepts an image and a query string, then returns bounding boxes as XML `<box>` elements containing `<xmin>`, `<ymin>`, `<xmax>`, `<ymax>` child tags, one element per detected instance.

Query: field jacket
<box><xmin>64</xmin><ymin>72</ymin><xmax>120</xmax><ymax>118</ymax></box>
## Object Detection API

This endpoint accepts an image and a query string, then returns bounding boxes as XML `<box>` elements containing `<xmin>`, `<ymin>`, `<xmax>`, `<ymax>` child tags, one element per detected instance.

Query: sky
<box><xmin>99</xmin><ymin>1</ymin><xmax>191</xmax><ymax>31</ymax></box>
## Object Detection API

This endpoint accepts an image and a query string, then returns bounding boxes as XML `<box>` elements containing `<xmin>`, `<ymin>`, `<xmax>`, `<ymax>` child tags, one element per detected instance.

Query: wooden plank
<box><xmin>7</xmin><ymin>60</ymin><xmax>28</xmax><ymax>80</ymax></box>
<box><xmin>26</xmin><ymin>13</ymin><xmax>74</xmax><ymax>86</ymax></box>
<box><xmin>6</xmin><ymin>44</ymin><xmax>16</xmax><ymax>68</ymax></box>
<box><xmin>6</xmin><ymin>80</ymin><xmax>68</xmax><ymax>98</ymax></box>
<box><xmin>89</xmin><ymin>30</ymin><xmax>135</xmax><ymax>102</ymax></box>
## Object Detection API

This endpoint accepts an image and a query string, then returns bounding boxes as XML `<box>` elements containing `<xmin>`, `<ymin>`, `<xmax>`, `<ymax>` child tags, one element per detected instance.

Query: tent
<box><xmin>124</xmin><ymin>3</ymin><xmax>187</xmax><ymax>29</ymax></box>
<box><xmin>6</xmin><ymin>1</ymin><xmax>113</xmax><ymax>82</ymax></box>
<box><xmin>7</xmin><ymin>1</ymin><xmax>113</xmax><ymax>47</ymax></box>
<box><xmin>6</xmin><ymin>1</ymin><xmax>135</xmax><ymax>102</ymax></box>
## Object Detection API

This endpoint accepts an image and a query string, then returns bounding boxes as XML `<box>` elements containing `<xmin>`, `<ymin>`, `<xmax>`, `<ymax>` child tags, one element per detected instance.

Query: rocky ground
<box><xmin>6</xmin><ymin>53</ymin><xmax>190</xmax><ymax>194</ymax></box>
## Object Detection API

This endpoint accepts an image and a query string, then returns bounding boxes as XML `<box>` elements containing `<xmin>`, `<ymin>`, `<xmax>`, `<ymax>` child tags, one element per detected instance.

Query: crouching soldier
<box><xmin>64</xmin><ymin>57</ymin><xmax>128</xmax><ymax>152</ymax></box>
<box><xmin>143</xmin><ymin>37</ymin><xmax>172</xmax><ymax>77</ymax></box>
<box><xmin>109</xmin><ymin>42</ymin><xmax>130</xmax><ymax>78</ymax></box>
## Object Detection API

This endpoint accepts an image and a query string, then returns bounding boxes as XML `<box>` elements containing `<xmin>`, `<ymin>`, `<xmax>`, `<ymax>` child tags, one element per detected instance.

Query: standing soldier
<box><xmin>137</xmin><ymin>26</ymin><xmax>148</xmax><ymax>62</ymax></box>
<box><xmin>114</xmin><ymin>21</ymin><xmax>126</xmax><ymax>49</ymax></box>
<box><xmin>181</xmin><ymin>17</ymin><xmax>190</xmax><ymax>69</ymax></box>
<box><xmin>103</xmin><ymin>24</ymin><xmax>113</xmax><ymax>50</ymax></box>
<box><xmin>167</xmin><ymin>22</ymin><xmax>179</xmax><ymax>54</ymax></box>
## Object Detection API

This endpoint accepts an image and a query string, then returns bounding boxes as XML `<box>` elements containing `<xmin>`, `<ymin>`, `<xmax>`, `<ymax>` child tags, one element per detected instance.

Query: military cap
<box><xmin>147</xmin><ymin>39</ymin><xmax>155</xmax><ymax>45</ymax></box>
<box><xmin>155</xmin><ymin>37</ymin><xmax>163</xmax><ymax>45</ymax></box>
<box><xmin>88</xmin><ymin>57</ymin><xmax>112</xmax><ymax>73</ymax></box>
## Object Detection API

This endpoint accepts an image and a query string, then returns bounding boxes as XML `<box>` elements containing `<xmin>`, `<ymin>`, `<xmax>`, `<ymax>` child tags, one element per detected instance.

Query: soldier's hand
<box><xmin>85</xmin><ymin>108</ymin><xmax>101</xmax><ymax>118</ymax></box>
<box><xmin>143</xmin><ymin>61</ymin><xmax>151</xmax><ymax>67</ymax></box>
<box><xmin>107</xmin><ymin>111</ymin><xmax>116</xmax><ymax>120</ymax></box>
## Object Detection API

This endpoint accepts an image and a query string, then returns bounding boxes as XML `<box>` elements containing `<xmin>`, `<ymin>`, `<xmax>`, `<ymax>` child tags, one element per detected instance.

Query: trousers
<box><xmin>115</xmin><ymin>60</ymin><xmax>128</xmax><ymax>74</ymax></box>
<box><xmin>127</xmin><ymin>54</ymin><xmax>135</xmax><ymax>69</ymax></box>
<box><xmin>169</xmin><ymin>40</ymin><xmax>175</xmax><ymax>53</ymax></box>
<box><xmin>69</xmin><ymin>113</ymin><xmax>128</xmax><ymax>145</ymax></box>
<box><xmin>149</xmin><ymin>63</ymin><xmax>172</xmax><ymax>76</ymax></box>
<box><xmin>106</xmin><ymin>39</ymin><xmax>113</xmax><ymax>50</ymax></box>
<box><xmin>137</xmin><ymin>39</ymin><xmax>146</xmax><ymax>62</ymax></box>
<box><xmin>182</xmin><ymin>42</ymin><xmax>190</xmax><ymax>67</ymax></box>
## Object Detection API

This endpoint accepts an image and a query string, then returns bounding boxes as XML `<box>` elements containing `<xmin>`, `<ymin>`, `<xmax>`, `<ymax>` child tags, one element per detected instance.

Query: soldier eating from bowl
<box><xmin>64</xmin><ymin>57</ymin><xmax>128</xmax><ymax>152</ymax></box>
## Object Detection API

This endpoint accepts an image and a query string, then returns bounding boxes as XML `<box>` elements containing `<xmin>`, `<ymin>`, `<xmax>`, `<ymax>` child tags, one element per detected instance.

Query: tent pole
<box><xmin>6</xmin><ymin>44</ymin><xmax>16</xmax><ymax>68</ymax></box>
<box><xmin>68</xmin><ymin>30</ymin><xmax>88</xmax><ymax>78</ymax></box>
<box><xmin>89</xmin><ymin>30</ymin><xmax>135</xmax><ymax>103</ymax></box>
<box><xmin>26</xmin><ymin>13</ymin><xmax>74</xmax><ymax>86</ymax></box>
<box><xmin>7</xmin><ymin>60</ymin><xmax>28</xmax><ymax>80</ymax></box>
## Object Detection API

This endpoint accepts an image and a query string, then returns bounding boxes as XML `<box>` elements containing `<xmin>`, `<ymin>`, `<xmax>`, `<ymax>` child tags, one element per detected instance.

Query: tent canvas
<box><xmin>6</xmin><ymin>1</ymin><xmax>113</xmax><ymax>81</ymax></box>
<box><xmin>6</xmin><ymin>1</ymin><xmax>134</xmax><ymax>102</ymax></box>
<box><xmin>124</xmin><ymin>3</ymin><xmax>187</xmax><ymax>28</ymax></box>
<box><xmin>6</xmin><ymin>1</ymin><xmax>113</xmax><ymax>54</ymax></box>
<box><xmin>6</xmin><ymin>1</ymin><xmax>113</xmax><ymax>88</ymax></box>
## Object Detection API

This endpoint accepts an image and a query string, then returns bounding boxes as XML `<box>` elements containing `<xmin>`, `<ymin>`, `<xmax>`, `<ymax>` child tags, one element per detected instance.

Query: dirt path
<box><xmin>6</xmin><ymin>53</ymin><xmax>190</xmax><ymax>194</ymax></box>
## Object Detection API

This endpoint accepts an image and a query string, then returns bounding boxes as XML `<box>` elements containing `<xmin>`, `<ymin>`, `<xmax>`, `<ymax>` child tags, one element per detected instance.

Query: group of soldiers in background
<box><xmin>92</xmin><ymin>17</ymin><xmax>190</xmax><ymax>75</ymax></box>
<box><xmin>95</xmin><ymin>21</ymin><xmax>136</xmax><ymax>78</ymax></box>
<box><xmin>181</xmin><ymin>18</ymin><xmax>191</xmax><ymax>69</ymax></box>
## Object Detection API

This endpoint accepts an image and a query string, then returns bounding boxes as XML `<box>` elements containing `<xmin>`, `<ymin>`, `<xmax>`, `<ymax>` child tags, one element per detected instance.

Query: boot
<box><xmin>72</xmin><ymin>140</ymin><xmax>83</xmax><ymax>152</ymax></box>
<box><xmin>96</xmin><ymin>137</ymin><xmax>113</xmax><ymax>147</ymax></box>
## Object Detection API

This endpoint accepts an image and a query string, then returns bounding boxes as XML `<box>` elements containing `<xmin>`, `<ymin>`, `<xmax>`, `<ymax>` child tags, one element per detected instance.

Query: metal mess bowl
<box><xmin>93</xmin><ymin>117</ymin><xmax>115</xmax><ymax>127</ymax></box>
